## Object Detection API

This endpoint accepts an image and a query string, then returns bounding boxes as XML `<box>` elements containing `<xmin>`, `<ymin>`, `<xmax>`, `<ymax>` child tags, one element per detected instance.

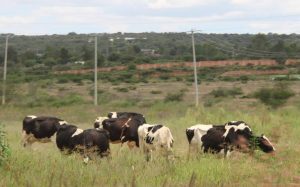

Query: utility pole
<box><xmin>94</xmin><ymin>35</ymin><xmax>98</xmax><ymax>106</ymax></box>
<box><xmin>191</xmin><ymin>30</ymin><xmax>199</xmax><ymax>107</ymax></box>
<box><xmin>2</xmin><ymin>35</ymin><xmax>8</xmax><ymax>105</ymax></box>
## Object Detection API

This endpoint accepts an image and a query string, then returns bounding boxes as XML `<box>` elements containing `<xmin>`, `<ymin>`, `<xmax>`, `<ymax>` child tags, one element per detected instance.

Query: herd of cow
<box><xmin>21</xmin><ymin>112</ymin><xmax>275</xmax><ymax>162</ymax></box>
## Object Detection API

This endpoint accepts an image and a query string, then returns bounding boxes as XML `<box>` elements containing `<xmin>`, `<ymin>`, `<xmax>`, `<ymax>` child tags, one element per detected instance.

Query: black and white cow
<box><xmin>94</xmin><ymin>117</ymin><xmax>142</xmax><ymax>148</ymax></box>
<box><xmin>138</xmin><ymin>124</ymin><xmax>174</xmax><ymax>161</ymax></box>
<box><xmin>56</xmin><ymin>124</ymin><xmax>110</xmax><ymax>163</ymax></box>
<box><xmin>186</xmin><ymin>121</ymin><xmax>275</xmax><ymax>156</ymax></box>
<box><xmin>186</xmin><ymin>121</ymin><xmax>253</xmax><ymax>156</ymax></box>
<box><xmin>22</xmin><ymin>115</ymin><xmax>67</xmax><ymax>147</ymax></box>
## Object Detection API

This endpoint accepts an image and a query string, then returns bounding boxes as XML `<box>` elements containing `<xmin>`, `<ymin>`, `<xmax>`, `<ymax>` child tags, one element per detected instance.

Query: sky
<box><xmin>1</xmin><ymin>0</ymin><xmax>300</xmax><ymax>35</ymax></box>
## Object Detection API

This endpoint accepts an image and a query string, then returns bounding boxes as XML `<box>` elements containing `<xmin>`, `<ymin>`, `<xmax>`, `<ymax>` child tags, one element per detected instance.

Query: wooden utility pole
<box><xmin>94</xmin><ymin>36</ymin><xmax>98</xmax><ymax>106</ymax></box>
<box><xmin>191</xmin><ymin>30</ymin><xmax>199</xmax><ymax>107</ymax></box>
<box><xmin>2</xmin><ymin>35</ymin><xmax>8</xmax><ymax>105</ymax></box>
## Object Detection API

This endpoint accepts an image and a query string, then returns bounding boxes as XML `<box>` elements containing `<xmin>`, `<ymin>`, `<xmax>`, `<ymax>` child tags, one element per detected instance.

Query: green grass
<box><xmin>0</xmin><ymin>102</ymin><xmax>300</xmax><ymax>186</ymax></box>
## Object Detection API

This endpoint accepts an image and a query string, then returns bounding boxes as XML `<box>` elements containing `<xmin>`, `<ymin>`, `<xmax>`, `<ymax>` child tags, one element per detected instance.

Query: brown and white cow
<box><xmin>94</xmin><ymin>112</ymin><xmax>146</xmax><ymax>148</ymax></box>
<box><xmin>94</xmin><ymin>117</ymin><xmax>142</xmax><ymax>148</ymax></box>
<box><xmin>22</xmin><ymin>115</ymin><xmax>67</xmax><ymax>147</ymax></box>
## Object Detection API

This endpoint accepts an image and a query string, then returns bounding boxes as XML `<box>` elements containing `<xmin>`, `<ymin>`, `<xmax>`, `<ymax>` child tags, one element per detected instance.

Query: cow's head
<box><xmin>108</xmin><ymin>112</ymin><xmax>117</xmax><ymax>118</ymax></box>
<box><xmin>256</xmin><ymin>134</ymin><xmax>276</xmax><ymax>153</ymax></box>
<box><xmin>94</xmin><ymin>117</ymin><xmax>108</xmax><ymax>129</ymax></box>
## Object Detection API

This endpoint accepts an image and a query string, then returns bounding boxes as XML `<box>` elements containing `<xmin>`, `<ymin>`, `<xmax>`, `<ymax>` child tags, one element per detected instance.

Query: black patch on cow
<box><xmin>201</xmin><ymin>127</ymin><xmax>226</xmax><ymax>153</ymax></box>
<box><xmin>150</xmin><ymin>125</ymin><xmax>163</xmax><ymax>133</ymax></box>
<box><xmin>147</xmin><ymin>126</ymin><xmax>154</xmax><ymax>132</ymax></box>
<box><xmin>226</xmin><ymin>121</ymin><xmax>246</xmax><ymax>126</ymax></box>
<box><xmin>186</xmin><ymin>129</ymin><xmax>194</xmax><ymax>144</ymax></box>
<box><xmin>145</xmin><ymin>136</ymin><xmax>154</xmax><ymax>144</ymax></box>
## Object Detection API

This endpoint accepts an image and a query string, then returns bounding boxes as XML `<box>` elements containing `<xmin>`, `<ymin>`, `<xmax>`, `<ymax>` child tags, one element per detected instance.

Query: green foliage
<box><xmin>164</xmin><ymin>91</ymin><xmax>184</xmax><ymax>102</ymax></box>
<box><xmin>150</xmin><ymin>90</ymin><xmax>162</xmax><ymax>94</ymax></box>
<box><xmin>114</xmin><ymin>87</ymin><xmax>129</xmax><ymax>92</ymax></box>
<box><xmin>0</xmin><ymin>124</ymin><xmax>10</xmax><ymax>166</ymax></box>
<box><xmin>210</xmin><ymin>87</ymin><xmax>243</xmax><ymax>98</ymax></box>
<box><xmin>254</xmin><ymin>82</ymin><xmax>295</xmax><ymax>108</ymax></box>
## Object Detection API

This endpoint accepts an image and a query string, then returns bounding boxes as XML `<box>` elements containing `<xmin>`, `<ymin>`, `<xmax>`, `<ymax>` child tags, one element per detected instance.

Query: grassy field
<box><xmin>1</xmin><ymin>97</ymin><xmax>300</xmax><ymax>186</ymax></box>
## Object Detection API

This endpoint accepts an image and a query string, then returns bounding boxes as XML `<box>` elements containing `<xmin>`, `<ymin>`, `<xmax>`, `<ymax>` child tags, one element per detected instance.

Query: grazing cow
<box><xmin>107</xmin><ymin>112</ymin><xmax>146</xmax><ymax>124</ymax></box>
<box><xmin>253</xmin><ymin>134</ymin><xmax>276</xmax><ymax>153</ymax></box>
<box><xmin>186</xmin><ymin>121</ymin><xmax>253</xmax><ymax>157</ymax></box>
<box><xmin>95</xmin><ymin>117</ymin><xmax>142</xmax><ymax>148</ymax></box>
<box><xmin>56</xmin><ymin>124</ymin><xmax>110</xmax><ymax>162</ymax></box>
<box><xmin>22</xmin><ymin>115</ymin><xmax>67</xmax><ymax>147</ymax></box>
<box><xmin>138</xmin><ymin>124</ymin><xmax>174</xmax><ymax>161</ymax></box>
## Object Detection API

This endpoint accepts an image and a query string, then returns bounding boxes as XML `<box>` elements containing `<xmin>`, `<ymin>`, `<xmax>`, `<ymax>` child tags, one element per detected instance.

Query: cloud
<box><xmin>143</xmin><ymin>0</ymin><xmax>214</xmax><ymax>9</ymax></box>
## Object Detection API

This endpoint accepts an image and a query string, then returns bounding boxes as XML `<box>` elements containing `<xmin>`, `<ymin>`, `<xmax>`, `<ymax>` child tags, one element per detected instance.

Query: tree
<box><xmin>60</xmin><ymin>48</ymin><xmax>70</xmax><ymax>64</ymax></box>
<box><xmin>249</xmin><ymin>34</ymin><xmax>269</xmax><ymax>50</ymax></box>
<box><xmin>7</xmin><ymin>46</ymin><xmax>18</xmax><ymax>63</ymax></box>
<box><xmin>271</xmin><ymin>40</ymin><xmax>285</xmax><ymax>52</ymax></box>
<box><xmin>82</xmin><ymin>45</ymin><xmax>93</xmax><ymax>61</ymax></box>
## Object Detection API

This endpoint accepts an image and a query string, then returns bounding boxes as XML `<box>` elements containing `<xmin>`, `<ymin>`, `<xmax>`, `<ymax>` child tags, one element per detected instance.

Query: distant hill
<box><xmin>0</xmin><ymin>32</ymin><xmax>300</xmax><ymax>70</ymax></box>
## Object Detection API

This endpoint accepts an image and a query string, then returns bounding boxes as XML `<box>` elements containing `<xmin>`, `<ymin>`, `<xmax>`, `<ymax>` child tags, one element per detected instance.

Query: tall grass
<box><xmin>0</xmin><ymin>103</ymin><xmax>300</xmax><ymax>186</ymax></box>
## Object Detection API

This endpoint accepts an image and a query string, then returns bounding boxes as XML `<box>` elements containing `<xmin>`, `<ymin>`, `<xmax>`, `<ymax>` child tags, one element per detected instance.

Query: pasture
<box><xmin>1</xmin><ymin>99</ymin><xmax>300</xmax><ymax>186</ymax></box>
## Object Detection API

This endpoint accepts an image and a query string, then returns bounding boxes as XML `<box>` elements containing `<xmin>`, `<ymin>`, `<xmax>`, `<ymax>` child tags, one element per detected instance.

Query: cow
<box><xmin>138</xmin><ymin>124</ymin><xmax>174</xmax><ymax>161</ymax></box>
<box><xmin>107</xmin><ymin>112</ymin><xmax>146</xmax><ymax>124</ymax></box>
<box><xmin>186</xmin><ymin>121</ymin><xmax>275</xmax><ymax>157</ymax></box>
<box><xmin>186</xmin><ymin>121</ymin><xmax>253</xmax><ymax>157</ymax></box>
<box><xmin>95</xmin><ymin>117</ymin><xmax>142</xmax><ymax>149</ymax></box>
<box><xmin>22</xmin><ymin>115</ymin><xmax>67</xmax><ymax>147</ymax></box>
<box><xmin>56</xmin><ymin>124</ymin><xmax>110</xmax><ymax>163</ymax></box>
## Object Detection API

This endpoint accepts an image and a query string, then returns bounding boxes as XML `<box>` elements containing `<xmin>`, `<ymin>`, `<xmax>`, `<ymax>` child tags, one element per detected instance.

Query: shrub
<box><xmin>114</xmin><ymin>87</ymin><xmax>129</xmax><ymax>92</ymax></box>
<box><xmin>0</xmin><ymin>124</ymin><xmax>10</xmax><ymax>166</ymax></box>
<box><xmin>150</xmin><ymin>90</ymin><xmax>162</xmax><ymax>94</ymax></box>
<box><xmin>254</xmin><ymin>83</ymin><xmax>294</xmax><ymax>108</ymax></box>
<box><xmin>239</xmin><ymin>75</ymin><xmax>249</xmax><ymax>83</ymax></box>
<box><xmin>210</xmin><ymin>87</ymin><xmax>243</xmax><ymax>98</ymax></box>
<box><xmin>164</xmin><ymin>92</ymin><xmax>184</xmax><ymax>102</ymax></box>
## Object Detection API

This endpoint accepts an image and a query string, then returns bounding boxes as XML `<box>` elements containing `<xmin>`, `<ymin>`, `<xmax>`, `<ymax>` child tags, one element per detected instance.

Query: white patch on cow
<box><xmin>83</xmin><ymin>157</ymin><xmax>89</xmax><ymax>164</ymax></box>
<box><xmin>111</xmin><ymin>112</ymin><xmax>117</xmax><ymax>118</ymax></box>
<box><xmin>186</xmin><ymin>124</ymin><xmax>214</xmax><ymax>154</ymax></box>
<box><xmin>58</xmin><ymin>120</ymin><xmax>67</xmax><ymax>125</ymax></box>
<box><xmin>223</xmin><ymin>123</ymin><xmax>251</xmax><ymax>138</ymax></box>
<box><xmin>95</xmin><ymin>117</ymin><xmax>108</xmax><ymax>128</ymax></box>
<box><xmin>262</xmin><ymin>135</ymin><xmax>276</xmax><ymax>151</ymax></box>
<box><xmin>71</xmin><ymin>128</ymin><xmax>84</xmax><ymax>137</ymax></box>
<box><xmin>27</xmin><ymin>115</ymin><xmax>37</xmax><ymax>119</ymax></box>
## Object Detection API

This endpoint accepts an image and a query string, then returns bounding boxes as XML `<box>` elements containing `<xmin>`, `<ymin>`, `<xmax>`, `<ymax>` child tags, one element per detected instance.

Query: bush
<box><xmin>114</xmin><ymin>87</ymin><xmax>129</xmax><ymax>92</ymax></box>
<box><xmin>150</xmin><ymin>90</ymin><xmax>162</xmax><ymax>94</ymax></box>
<box><xmin>164</xmin><ymin>92</ymin><xmax>184</xmax><ymax>102</ymax></box>
<box><xmin>210</xmin><ymin>87</ymin><xmax>243</xmax><ymax>98</ymax></box>
<box><xmin>0</xmin><ymin>124</ymin><xmax>10</xmax><ymax>166</ymax></box>
<box><xmin>254</xmin><ymin>83</ymin><xmax>294</xmax><ymax>108</ymax></box>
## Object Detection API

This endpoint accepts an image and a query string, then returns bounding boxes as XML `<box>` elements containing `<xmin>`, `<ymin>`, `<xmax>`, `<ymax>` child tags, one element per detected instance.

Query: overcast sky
<box><xmin>1</xmin><ymin>0</ymin><xmax>300</xmax><ymax>35</ymax></box>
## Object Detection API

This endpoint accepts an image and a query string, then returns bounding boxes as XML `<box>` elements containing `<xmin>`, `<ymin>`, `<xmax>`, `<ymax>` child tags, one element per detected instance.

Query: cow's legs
<box><xmin>127</xmin><ymin>141</ymin><xmax>137</xmax><ymax>149</ymax></box>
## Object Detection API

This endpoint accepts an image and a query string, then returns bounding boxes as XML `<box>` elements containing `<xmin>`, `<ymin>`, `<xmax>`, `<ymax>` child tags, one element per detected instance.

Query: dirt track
<box><xmin>55</xmin><ymin>59</ymin><xmax>299</xmax><ymax>75</ymax></box>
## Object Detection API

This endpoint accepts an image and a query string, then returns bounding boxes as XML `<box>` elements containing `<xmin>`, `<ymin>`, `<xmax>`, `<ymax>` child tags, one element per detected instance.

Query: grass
<box><xmin>0</xmin><ymin>101</ymin><xmax>300</xmax><ymax>186</ymax></box>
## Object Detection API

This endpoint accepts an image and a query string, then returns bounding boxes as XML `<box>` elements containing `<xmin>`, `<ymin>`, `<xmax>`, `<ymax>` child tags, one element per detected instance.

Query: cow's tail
<box><xmin>167</xmin><ymin>128</ymin><xmax>174</xmax><ymax>149</ymax></box>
